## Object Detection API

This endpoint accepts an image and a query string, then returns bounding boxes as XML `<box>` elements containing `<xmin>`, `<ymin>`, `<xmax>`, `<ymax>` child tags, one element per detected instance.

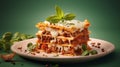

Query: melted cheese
<box><xmin>45</xmin><ymin>27</ymin><xmax>58</xmax><ymax>37</ymax></box>
<box><xmin>50</xmin><ymin>30</ymin><xmax>58</xmax><ymax>37</ymax></box>
<box><xmin>44</xmin><ymin>20</ymin><xmax>85</xmax><ymax>32</ymax></box>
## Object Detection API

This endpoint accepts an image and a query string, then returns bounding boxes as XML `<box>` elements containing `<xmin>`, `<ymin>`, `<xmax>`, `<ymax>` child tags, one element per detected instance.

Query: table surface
<box><xmin>0</xmin><ymin>0</ymin><xmax>120</xmax><ymax>67</ymax></box>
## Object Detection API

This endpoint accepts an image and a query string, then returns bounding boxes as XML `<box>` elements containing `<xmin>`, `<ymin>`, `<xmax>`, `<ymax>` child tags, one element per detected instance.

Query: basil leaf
<box><xmin>0</xmin><ymin>32</ymin><xmax>34</xmax><ymax>51</ymax></box>
<box><xmin>12</xmin><ymin>32</ymin><xmax>20</xmax><ymax>39</ymax></box>
<box><xmin>0</xmin><ymin>39</ymin><xmax>11</xmax><ymax>51</ymax></box>
<box><xmin>55</xmin><ymin>6</ymin><xmax>64</xmax><ymax>18</ymax></box>
<box><xmin>4</xmin><ymin>42</ymin><xmax>11</xmax><ymax>50</ymax></box>
<box><xmin>27</xmin><ymin>43</ymin><xmax>36</xmax><ymax>52</ymax></box>
<box><xmin>20</xmin><ymin>34</ymin><xmax>27</xmax><ymax>40</ymax></box>
<box><xmin>0</xmin><ymin>39</ymin><xmax>4</xmax><ymax>50</ymax></box>
<box><xmin>81</xmin><ymin>50</ymin><xmax>89</xmax><ymax>56</ymax></box>
<box><xmin>64</xmin><ymin>13</ymin><xmax>75</xmax><ymax>20</ymax></box>
<box><xmin>26</xmin><ymin>35</ymin><xmax>34</xmax><ymax>39</ymax></box>
<box><xmin>46</xmin><ymin>15</ymin><xmax>61</xmax><ymax>23</ymax></box>
<box><xmin>90</xmin><ymin>50</ymin><xmax>98</xmax><ymax>55</ymax></box>
<box><xmin>82</xmin><ymin>44</ymin><xmax>87</xmax><ymax>51</ymax></box>
<box><xmin>27</xmin><ymin>42</ymin><xmax>33</xmax><ymax>48</ymax></box>
<box><xmin>46</xmin><ymin>15</ymin><xmax>56</xmax><ymax>21</ymax></box>
<box><xmin>11</xmin><ymin>32</ymin><xmax>21</xmax><ymax>42</ymax></box>
<box><xmin>2</xmin><ymin>32</ymin><xmax>13</xmax><ymax>41</ymax></box>
<box><xmin>46</xmin><ymin>6</ymin><xmax>76</xmax><ymax>23</ymax></box>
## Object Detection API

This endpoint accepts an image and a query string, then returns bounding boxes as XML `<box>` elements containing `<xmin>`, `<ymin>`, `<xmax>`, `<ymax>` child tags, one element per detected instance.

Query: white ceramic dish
<box><xmin>11</xmin><ymin>38</ymin><xmax>115</xmax><ymax>62</ymax></box>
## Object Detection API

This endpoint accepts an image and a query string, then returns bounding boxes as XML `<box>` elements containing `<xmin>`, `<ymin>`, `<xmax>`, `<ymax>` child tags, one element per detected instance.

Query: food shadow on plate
<box><xmin>17</xmin><ymin>51</ymin><xmax>117</xmax><ymax>67</ymax></box>
<box><xmin>61</xmin><ymin>52</ymin><xmax>117</xmax><ymax>67</ymax></box>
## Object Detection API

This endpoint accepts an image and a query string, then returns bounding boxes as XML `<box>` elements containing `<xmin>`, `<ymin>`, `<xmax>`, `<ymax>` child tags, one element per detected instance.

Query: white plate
<box><xmin>11</xmin><ymin>38</ymin><xmax>115</xmax><ymax>62</ymax></box>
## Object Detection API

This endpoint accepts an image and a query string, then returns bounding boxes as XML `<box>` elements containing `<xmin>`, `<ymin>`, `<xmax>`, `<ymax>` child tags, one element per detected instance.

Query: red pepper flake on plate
<box><xmin>97</xmin><ymin>46</ymin><xmax>100</xmax><ymax>48</ymax></box>
<box><xmin>97</xmin><ymin>42</ymin><xmax>101</xmax><ymax>45</ymax></box>
<box><xmin>24</xmin><ymin>50</ymin><xmax>27</xmax><ymax>53</ymax></box>
<box><xmin>101</xmin><ymin>48</ymin><xmax>105</xmax><ymax>52</ymax></box>
<box><xmin>43</xmin><ymin>54</ymin><xmax>48</xmax><ymax>57</ymax></box>
<box><xmin>31</xmin><ymin>52</ymin><xmax>36</xmax><ymax>55</ymax></box>
<box><xmin>17</xmin><ymin>47</ymin><xmax>22</xmax><ymax>52</ymax></box>
<box><xmin>91</xmin><ymin>42</ymin><xmax>96</xmax><ymax>47</ymax></box>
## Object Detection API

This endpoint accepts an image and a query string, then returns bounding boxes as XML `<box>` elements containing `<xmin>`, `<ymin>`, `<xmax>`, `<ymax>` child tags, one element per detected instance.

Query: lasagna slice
<box><xmin>35</xmin><ymin>20</ymin><xmax>91</xmax><ymax>56</ymax></box>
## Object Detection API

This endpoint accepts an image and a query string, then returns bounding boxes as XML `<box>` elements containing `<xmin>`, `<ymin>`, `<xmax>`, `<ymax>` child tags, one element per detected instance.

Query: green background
<box><xmin>0</xmin><ymin>0</ymin><xmax>120</xmax><ymax>67</ymax></box>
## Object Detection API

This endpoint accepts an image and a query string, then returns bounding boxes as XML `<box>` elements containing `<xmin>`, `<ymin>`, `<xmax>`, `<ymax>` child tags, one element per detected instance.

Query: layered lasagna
<box><xmin>35</xmin><ymin>20</ymin><xmax>91</xmax><ymax>56</ymax></box>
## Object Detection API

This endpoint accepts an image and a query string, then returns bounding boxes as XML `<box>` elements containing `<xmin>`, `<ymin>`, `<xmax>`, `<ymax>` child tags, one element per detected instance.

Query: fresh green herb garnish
<box><xmin>81</xmin><ymin>50</ymin><xmax>89</xmax><ymax>56</ymax></box>
<box><xmin>0</xmin><ymin>32</ymin><xmax>13</xmax><ymax>51</ymax></box>
<box><xmin>27</xmin><ymin>43</ymin><xmax>36</xmax><ymax>52</ymax></box>
<box><xmin>2</xmin><ymin>32</ymin><xmax>13</xmax><ymax>42</ymax></box>
<box><xmin>46</xmin><ymin>16</ymin><xmax>60</xmax><ymax>23</ymax></box>
<box><xmin>56</xmin><ymin>6</ymin><xmax>64</xmax><ymax>19</ymax></box>
<box><xmin>82</xmin><ymin>44</ymin><xmax>87</xmax><ymax>51</ymax></box>
<box><xmin>0</xmin><ymin>32</ymin><xmax>34</xmax><ymax>51</ymax></box>
<box><xmin>82</xmin><ymin>50</ymin><xmax>98</xmax><ymax>56</ymax></box>
<box><xmin>81</xmin><ymin>44</ymin><xmax>98</xmax><ymax>56</ymax></box>
<box><xmin>90</xmin><ymin>50</ymin><xmax>98</xmax><ymax>55</ymax></box>
<box><xmin>11</xmin><ymin>32</ymin><xmax>34</xmax><ymax>42</ymax></box>
<box><xmin>64</xmin><ymin>13</ymin><xmax>76</xmax><ymax>20</ymax></box>
<box><xmin>27</xmin><ymin>42</ymin><xmax>33</xmax><ymax>48</ymax></box>
<box><xmin>46</xmin><ymin>6</ymin><xmax>76</xmax><ymax>23</ymax></box>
